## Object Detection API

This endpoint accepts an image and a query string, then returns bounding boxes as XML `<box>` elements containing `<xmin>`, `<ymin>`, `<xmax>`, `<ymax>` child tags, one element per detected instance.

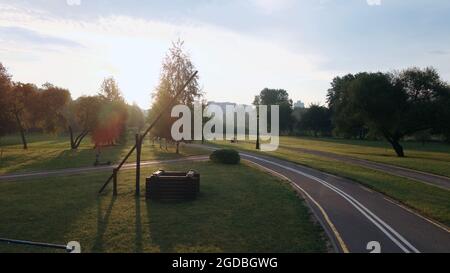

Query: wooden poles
<box><xmin>256</xmin><ymin>105</ymin><xmax>260</xmax><ymax>150</ymax></box>
<box><xmin>98</xmin><ymin>71</ymin><xmax>198</xmax><ymax>196</ymax></box>
<box><xmin>135</xmin><ymin>134</ymin><xmax>142</xmax><ymax>196</ymax></box>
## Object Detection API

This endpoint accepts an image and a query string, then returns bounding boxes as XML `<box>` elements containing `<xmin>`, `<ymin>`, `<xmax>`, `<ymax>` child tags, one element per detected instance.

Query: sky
<box><xmin>0</xmin><ymin>0</ymin><xmax>449</xmax><ymax>109</ymax></box>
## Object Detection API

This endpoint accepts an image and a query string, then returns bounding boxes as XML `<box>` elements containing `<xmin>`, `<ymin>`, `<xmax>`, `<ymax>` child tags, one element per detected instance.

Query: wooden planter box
<box><xmin>146</xmin><ymin>170</ymin><xmax>200</xmax><ymax>201</ymax></box>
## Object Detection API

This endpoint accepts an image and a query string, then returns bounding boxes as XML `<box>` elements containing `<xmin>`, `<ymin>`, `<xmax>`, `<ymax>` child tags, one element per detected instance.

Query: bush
<box><xmin>210</xmin><ymin>149</ymin><xmax>240</xmax><ymax>165</ymax></box>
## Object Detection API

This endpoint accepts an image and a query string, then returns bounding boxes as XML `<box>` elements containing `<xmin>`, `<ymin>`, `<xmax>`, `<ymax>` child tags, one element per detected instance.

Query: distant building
<box><xmin>294</xmin><ymin>100</ymin><xmax>305</xmax><ymax>109</ymax></box>
<box><xmin>206</xmin><ymin>101</ymin><xmax>252</xmax><ymax>113</ymax></box>
<box><xmin>207</xmin><ymin>101</ymin><xmax>237</xmax><ymax>113</ymax></box>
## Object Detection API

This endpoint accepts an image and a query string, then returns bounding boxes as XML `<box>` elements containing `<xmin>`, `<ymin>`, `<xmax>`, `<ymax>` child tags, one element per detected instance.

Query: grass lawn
<box><xmin>211</xmin><ymin>140</ymin><xmax>450</xmax><ymax>226</ymax></box>
<box><xmin>280</xmin><ymin>136</ymin><xmax>450</xmax><ymax>178</ymax></box>
<box><xmin>0</xmin><ymin>161</ymin><xmax>327</xmax><ymax>253</ymax></box>
<box><xmin>0</xmin><ymin>133</ymin><xmax>207</xmax><ymax>175</ymax></box>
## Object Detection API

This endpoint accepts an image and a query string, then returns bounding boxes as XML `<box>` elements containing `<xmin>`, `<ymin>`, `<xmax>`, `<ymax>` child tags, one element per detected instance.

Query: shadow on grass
<box><xmin>93</xmin><ymin>196</ymin><xmax>116</xmax><ymax>252</ymax></box>
<box><xmin>3</xmin><ymin>144</ymin><xmax>127</xmax><ymax>174</ymax></box>
<box><xmin>144</xmin><ymin>198</ymin><xmax>218</xmax><ymax>253</ymax></box>
<box><xmin>0</xmin><ymin>173</ymin><xmax>108</xmax><ymax>253</ymax></box>
<box><xmin>288</xmin><ymin>136</ymin><xmax>450</xmax><ymax>154</ymax></box>
<box><xmin>135</xmin><ymin>198</ymin><xmax>142</xmax><ymax>253</ymax></box>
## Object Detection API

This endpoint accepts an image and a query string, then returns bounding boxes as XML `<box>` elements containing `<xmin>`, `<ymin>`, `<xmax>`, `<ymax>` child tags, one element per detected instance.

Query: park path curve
<box><xmin>190</xmin><ymin>144</ymin><xmax>450</xmax><ymax>253</ymax></box>
<box><xmin>278</xmin><ymin>145</ymin><xmax>450</xmax><ymax>190</ymax></box>
<box><xmin>0</xmin><ymin>155</ymin><xmax>209</xmax><ymax>182</ymax></box>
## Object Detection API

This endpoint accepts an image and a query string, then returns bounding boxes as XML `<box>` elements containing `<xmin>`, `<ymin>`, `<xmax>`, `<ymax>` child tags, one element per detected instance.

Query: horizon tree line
<box><xmin>0</xmin><ymin>63</ymin><xmax>145</xmax><ymax>150</ymax></box>
<box><xmin>1</xmin><ymin>52</ymin><xmax>450</xmax><ymax>158</ymax></box>
<box><xmin>256</xmin><ymin>67</ymin><xmax>450</xmax><ymax>157</ymax></box>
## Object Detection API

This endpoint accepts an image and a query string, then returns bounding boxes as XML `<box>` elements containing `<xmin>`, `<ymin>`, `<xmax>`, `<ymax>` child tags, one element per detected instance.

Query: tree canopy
<box><xmin>327</xmin><ymin>68</ymin><xmax>450</xmax><ymax>156</ymax></box>
<box><xmin>0</xmin><ymin>63</ymin><xmax>14</xmax><ymax>137</ymax></box>
<box><xmin>0</xmin><ymin>62</ymin><xmax>141</xmax><ymax>150</ymax></box>
<box><xmin>297</xmin><ymin>104</ymin><xmax>332</xmax><ymax>137</ymax></box>
<box><xmin>149</xmin><ymin>40</ymin><xmax>202</xmax><ymax>141</ymax></box>
<box><xmin>254</xmin><ymin>88</ymin><xmax>293</xmax><ymax>133</ymax></box>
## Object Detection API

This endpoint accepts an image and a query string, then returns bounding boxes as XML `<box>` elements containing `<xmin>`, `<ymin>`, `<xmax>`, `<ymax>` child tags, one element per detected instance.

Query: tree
<box><xmin>327</xmin><ymin>74</ymin><xmax>368</xmax><ymax>139</ymax></box>
<box><xmin>127</xmin><ymin>103</ymin><xmax>145</xmax><ymax>132</ymax></box>
<box><xmin>149</xmin><ymin>40</ymin><xmax>202</xmax><ymax>150</ymax></box>
<box><xmin>297</xmin><ymin>104</ymin><xmax>332</xmax><ymax>137</ymax></box>
<box><xmin>6</xmin><ymin>82</ymin><xmax>38</xmax><ymax>149</ymax></box>
<box><xmin>435</xmin><ymin>85</ymin><xmax>450</xmax><ymax>142</ymax></box>
<box><xmin>254</xmin><ymin>88</ymin><xmax>293</xmax><ymax>133</ymax></box>
<box><xmin>33</xmin><ymin>83</ymin><xmax>71</xmax><ymax>134</ymax></box>
<box><xmin>98</xmin><ymin>77</ymin><xmax>124</xmax><ymax>103</ymax></box>
<box><xmin>291</xmin><ymin>107</ymin><xmax>307</xmax><ymax>135</ymax></box>
<box><xmin>67</xmin><ymin>96</ymin><xmax>102</xmax><ymax>149</ymax></box>
<box><xmin>343</xmin><ymin>68</ymin><xmax>449</xmax><ymax>157</ymax></box>
<box><xmin>0</xmin><ymin>63</ymin><xmax>14</xmax><ymax>138</ymax></box>
<box><xmin>91</xmin><ymin>78</ymin><xmax>129</xmax><ymax>147</ymax></box>
<box><xmin>392</xmin><ymin>67</ymin><xmax>450</xmax><ymax>142</ymax></box>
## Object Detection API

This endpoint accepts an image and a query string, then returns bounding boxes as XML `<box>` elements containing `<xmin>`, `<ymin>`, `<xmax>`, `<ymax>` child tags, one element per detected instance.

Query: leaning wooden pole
<box><xmin>135</xmin><ymin>134</ymin><xmax>142</xmax><ymax>196</ymax></box>
<box><xmin>98</xmin><ymin>71</ymin><xmax>198</xmax><ymax>195</ymax></box>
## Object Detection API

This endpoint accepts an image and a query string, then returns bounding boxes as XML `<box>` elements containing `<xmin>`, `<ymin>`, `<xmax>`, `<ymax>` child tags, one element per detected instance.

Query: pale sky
<box><xmin>0</xmin><ymin>0</ymin><xmax>449</xmax><ymax>109</ymax></box>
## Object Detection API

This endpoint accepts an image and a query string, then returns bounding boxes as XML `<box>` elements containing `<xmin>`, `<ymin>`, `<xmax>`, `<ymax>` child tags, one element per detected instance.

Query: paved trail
<box><xmin>0</xmin><ymin>156</ymin><xmax>208</xmax><ymax>181</ymax></box>
<box><xmin>1</xmin><ymin>146</ymin><xmax>449</xmax><ymax>253</ymax></box>
<box><xmin>192</xmin><ymin>144</ymin><xmax>450</xmax><ymax>253</ymax></box>
<box><xmin>278</xmin><ymin>145</ymin><xmax>450</xmax><ymax>190</ymax></box>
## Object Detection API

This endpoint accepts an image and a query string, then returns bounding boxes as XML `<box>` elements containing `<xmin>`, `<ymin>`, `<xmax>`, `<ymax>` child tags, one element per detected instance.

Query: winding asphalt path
<box><xmin>191</xmin><ymin>144</ymin><xmax>450</xmax><ymax>253</ymax></box>
<box><xmin>0</xmin><ymin>155</ymin><xmax>209</xmax><ymax>181</ymax></box>
<box><xmin>1</xmin><ymin>147</ymin><xmax>449</xmax><ymax>253</ymax></box>
<box><xmin>279</xmin><ymin>145</ymin><xmax>450</xmax><ymax>190</ymax></box>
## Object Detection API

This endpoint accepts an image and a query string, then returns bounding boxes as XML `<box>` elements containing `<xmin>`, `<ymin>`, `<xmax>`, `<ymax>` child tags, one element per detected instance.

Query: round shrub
<box><xmin>210</xmin><ymin>149</ymin><xmax>240</xmax><ymax>164</ymax></box>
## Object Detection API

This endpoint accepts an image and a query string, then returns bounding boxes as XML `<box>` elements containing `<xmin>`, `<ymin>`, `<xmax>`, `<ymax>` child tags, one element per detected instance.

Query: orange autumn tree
<box><xmin>92</xmin><ymin>77</ymin><xmax>128</xmax><ymax>147</ymax></box>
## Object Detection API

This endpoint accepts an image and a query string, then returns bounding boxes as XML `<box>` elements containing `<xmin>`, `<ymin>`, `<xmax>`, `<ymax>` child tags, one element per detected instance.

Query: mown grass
<box><xmin>0</xmin><ymin>161</ymin><xmax>327</xmax><ymax>253</ymax></box>
<box><xmin>280</xmin><ymin>136</ymin><xmax>450</xmax><ymax>177</ymax></box>
<box><xmin>0</xmin><ymin>133</ymin><xmax>207</xmax><ymax>175</ymax></box>
<box><xmin>211</xmin><ymin>140</ymin><xmax>450</xmax><ymax>226</ymax></box>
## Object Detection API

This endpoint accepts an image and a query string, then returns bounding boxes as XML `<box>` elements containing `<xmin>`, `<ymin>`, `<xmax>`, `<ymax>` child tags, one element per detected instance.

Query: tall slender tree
<box><xmin>149</xmin><ymin>40</ymin><xmax>202</xmax><ymax>149</ymax></box>
<box><xmin>7</xmin><ymin>83</ymin><xmax>38</xmax><ymax>149</ymax></box>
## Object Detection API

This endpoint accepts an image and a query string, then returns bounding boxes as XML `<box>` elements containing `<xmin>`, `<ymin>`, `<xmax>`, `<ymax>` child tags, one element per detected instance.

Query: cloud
<box><xmin>0</xmin><ymin>26</ymin><xmax>82</xmax><ymax>48</ymax></box>
<box><xmin>366</xmin><ymin>0</ymin><xmax>382</xmax><ymax>6</ymax></box>
<box><xmin>0</xmin><ymin>3</ymin><xmax>331</xmax><ymax>107</ymax></box>
<box><xmin>66</xmin><ymin>0</ymin><xmax>82</xmax><ymax>6</ymax></box>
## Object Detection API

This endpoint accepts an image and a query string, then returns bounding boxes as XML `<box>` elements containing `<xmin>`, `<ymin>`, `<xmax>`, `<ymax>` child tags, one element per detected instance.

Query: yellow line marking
<box><xmin>245</xmin><ymin>160</ymin><xmax>350</xmax><ymax>253</ymax></box>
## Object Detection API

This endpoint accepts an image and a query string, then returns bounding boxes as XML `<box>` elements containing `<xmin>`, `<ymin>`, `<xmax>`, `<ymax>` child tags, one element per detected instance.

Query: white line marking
<box><xmin>383</xmin><ymin>197</ymin><xmax>450</xmax><ymax>233</ymax></box>
<box><xmin>191</xmin><ymin>144</ymin><xmax>422</xmax><ymax>253</ymax></box>
<box><xmin>246</xmin><ymin>160</ymin><xmax>350</xmax><ymax>253</ymax></box>
<box><xmin>242</xmin><ymin>153</ymin><xmax>420</xmax><ymax>253</ymax></box>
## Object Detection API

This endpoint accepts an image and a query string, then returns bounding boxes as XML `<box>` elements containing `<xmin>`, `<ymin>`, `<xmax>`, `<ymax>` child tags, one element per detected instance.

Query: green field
<box><xmin>0</xmin><ymin>133</ymin><xmax>207</xmax><ymax>175</ymax></box>
<box><xmin>280</xmin><ymin>136</ymin><xmax>450</xmax><ymax>178</ymax></box>
<box><xmin>0</xmin><ymin>161</ymin><xmax>327</xmax><ymax>253</ymax></box>
<box><xmin>211</xmin><ymin>140</ymin><xmax>450</xmax><ymax>226</ymax></box>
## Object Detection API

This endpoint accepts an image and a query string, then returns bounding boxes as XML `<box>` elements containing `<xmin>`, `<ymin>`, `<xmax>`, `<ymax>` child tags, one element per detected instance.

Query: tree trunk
<box><xmin>389</xmin><ymin>138</ymin><xmax>405</xmax><ymax>157</ymax></box>
<box><xmin>75</xmin><ymin>130</ymin><xmax>89</xmax><ymax>149</ymax></box>
<box><xmin>392</xmin><ymin>141</ymin><xmax>404</xmax><ymax>157</ymax></box>
<box><xmin>70</xmin><ymin>127</ymin><xmax>89</xmax><ymax>150</ymax></box>
<box><xmin>14</xmin><ymin>113</ymin><xmax>27</xmax><ymax>150</ymax></box>
<box><xmin>69</xmin><ymin>126</ymin><xmax>76</xmax><ymax>149</ymax></box>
